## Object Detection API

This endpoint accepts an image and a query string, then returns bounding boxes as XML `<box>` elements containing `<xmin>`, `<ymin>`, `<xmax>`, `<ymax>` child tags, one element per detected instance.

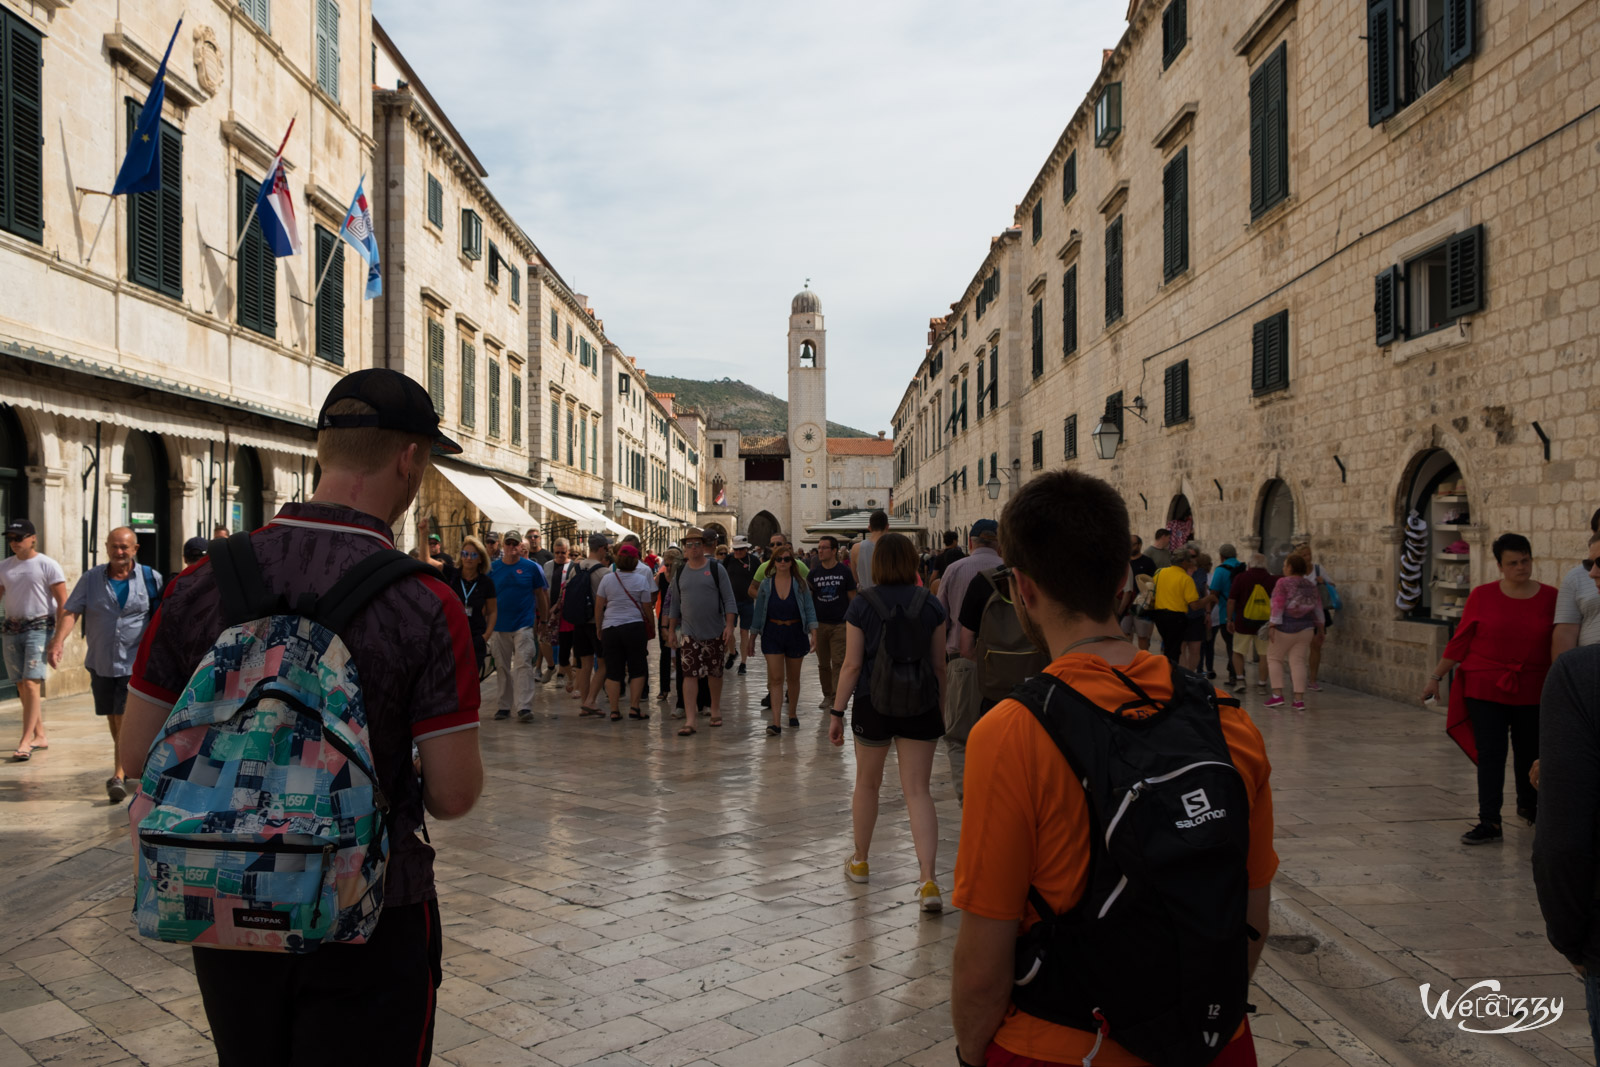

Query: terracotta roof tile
<box><xmin>826</xmin><ymin>438</ymin><xmax>894</xmax><ymax>456</ymax></box>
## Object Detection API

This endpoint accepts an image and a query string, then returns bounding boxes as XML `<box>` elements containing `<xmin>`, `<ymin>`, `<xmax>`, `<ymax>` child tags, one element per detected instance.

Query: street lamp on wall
<box><xmin>1091</xmin><ymin>395</ymin><xmax>1148</xmax><ymax>460</ymax></box>
<box><xmin>984</xmin><ymin>458</ymin><xmax>1023</xmax><ymax>500</ymax></box>
<box><xmin>542</xmin><ymin>473</ymin><xmax>559</xmax><ymax>494</ymax></box>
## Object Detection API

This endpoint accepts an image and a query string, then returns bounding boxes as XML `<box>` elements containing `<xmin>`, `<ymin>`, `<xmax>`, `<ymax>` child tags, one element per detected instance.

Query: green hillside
<box><xmin>647</xmin><ymin>377</ymin><xmax>873</xmax><ymax>438</ymax></box>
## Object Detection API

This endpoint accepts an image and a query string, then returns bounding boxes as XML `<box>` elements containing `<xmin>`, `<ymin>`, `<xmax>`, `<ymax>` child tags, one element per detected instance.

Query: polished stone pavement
<box><xmin>0</xmin><ymin>649</ymin><xmax>1593</xmax><ymax>1067</ymax></box>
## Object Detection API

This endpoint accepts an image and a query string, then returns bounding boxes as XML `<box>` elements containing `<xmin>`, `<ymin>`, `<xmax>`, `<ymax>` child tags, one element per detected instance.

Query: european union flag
<box><xmin>111</xmin><ymin>19</ymin><xmax>181</xmax><ymax>196</ymax></box>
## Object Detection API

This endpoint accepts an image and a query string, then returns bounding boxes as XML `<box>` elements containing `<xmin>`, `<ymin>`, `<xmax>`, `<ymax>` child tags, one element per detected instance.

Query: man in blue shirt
<box><xmin>48</xmin><ymin>526</ymin><xmax>162</xmax><ymax>802</ymax></box>
<box><xmin>490</xmin><ymin>530</ymin><xmax>549</xmax><ymax>722</ymax></box>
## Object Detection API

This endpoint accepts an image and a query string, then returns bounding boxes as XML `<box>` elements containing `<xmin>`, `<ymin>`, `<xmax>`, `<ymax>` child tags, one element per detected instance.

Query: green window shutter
<box><xmin>1104</xmin><ymin>217</ymin><xmax>1123</xmax><ymax>325</ymax></box>
<box><xmin>158</xmin><ymin>123</ymin><xmax>182</xmax><ymax>297</ymax></box>
<box><xmin>565</xmin><ymin>407</ymin><xmax>573</xmax><ymax>465</ymax></box>
<box><xmin>314</xmin><ymin>226</ymin><xmax>344</xmax><ymax>364</ymax></box>
<box><xmin>510</xmin><ymin>264</ymin><xmax>520</xmax><ymax>304</ymax></box>
<box><xmin>976</xmin><ymin>360</ymin><xmax>985</xmax><ymax>418</ymax></box>
<box><xmin>1250</xmin><ymin>45</ymin><xmax>1289</xmax><ymax>216</ymax></box>
<box><xmin>1062</xmin><ymin>150</ymin><xmax>1077</xmax><ymax>204</ymax></box>
<box><xmin>1163</xmin><ymin>0</ymin><xmax>1186</xmax><ymax>68</ymax></box>
<box><xmin>426</xmin><ymin>173</ymin><xmax>442</xmax><ymax>226</ymax></box>
<box><xmin>550</xmin><ymin>308</ymin><xmax>559</xmax><ymax>341</ymax></box>
<box><xmin>1443</xmin><ymin>0</ymin><xmax>1474</xmax><ymax>72</ymax></box>
<box><xmin>1444</xmin><ymin>224</ymin><xmax>1484</xmax><ymax>319</ymax></box>
<box><xmin>460</xmin><ymin>209</ymin><xmax>481</xmax><ymax>260</ymax></box>
<box><xmin>1374</xmin><ymin>265</ymin><xmax>1401</xmax><ymax>345</ymax></box>
<box><xmin>590</xmin><ymin>418</ymin><xmax>598</xmax><ymax>471</ymax></box>
<box><xmin>1367</xmin><ymin>0</ymin><xmax>1399</xmax><ymax>125</ymax></box>
<box><xmin>1062</xmin><ymin>265</ymin><xmax>1078</xmax><ymax>357</ymax></box>
<box><xmin>550</xmin><ymin>399</ymin><xmax>560</xmax><ymax>458</ymax></box>
<box><xmin>427</xmin><ymin>319</ymin><xmax>445</xmax><ymax>415</ymax></box>
<box><xmin>1249</xmin><ymin>61</ymin><xmax>1267</xmax><ymax>213</ymax></box>
<box><xmin>1065</xmin><ymin>414</ymin><xmax>1077</xmax><ymax>460</ymax></box>
<box><xmin>460</xmin><ymin>340</ymin><xmax>475</xmax><ymax>429</ymax></box>
<box><xmin>1031</xmin><ymin>199</ymin><xmax>1042</xmax><ymax>244</ymax></box>
<box><xmin>1031</xmin><ymin>299</ymin><xmax>1044</xmax><ymax>378</ymax></box>
<box><xmin>1031</xmin><ymin>431</ymin><xmax>1043</xmax><ymax>470</ymax></box>
<box><xmin>487</xmin><ymin>240</ymin><xmax>500</xmax><ymax>284</ymax></box>
<box><xmin>236</xmin><ymin>171</ymin><xmax>276</xmax><ymax>335</ymax></box>
<box><xmin>127</xmin><ymin>101</ymin><xmax>162</xmax><ymax>291</ymax></box>
<box><xmin>988</xmin><ymin>346</ymin><xmax>998</xmax><ymax>407</ymax></box>
<box><xmin>242</xmin><ymin>0</ymin><xmax>270</xmax><ymax>32</ymax></box>
<box><xmin>1164</xmin><ymin>360</ymin><xmax>1190</xmax><ymax>425</ymax></box>
<box><xmin>579</xmin><ymin>416</ymin><xmax>587</xmax><ymax>471</ymax></box>
<box><xmin>488</xmin><ymin>359</ymin><xmax>501</xmax><ymax>438</ymax></box>
<box><xmin>1163</xmin><ymin>148</ymin><xmax>1188</xmax><ymax>282</ymax></box>
<box><xmin>1252</xmin><ymin>310</ymin><xmax>1289</xmax><ymax>394</ymax></box>
<box><xmin>510</xmin><ymin>373</ymin><xmax>522</xmax><ymax>445</ymax></box>
<box><xmin>315</xmin><ymin>0</ymin><xmax>339</xmax><ymax>100</ymax></box>
<box><xmin>2</xmin><ymin>12</ymin><xmax>43</xmax><ymax>243</ymax></box>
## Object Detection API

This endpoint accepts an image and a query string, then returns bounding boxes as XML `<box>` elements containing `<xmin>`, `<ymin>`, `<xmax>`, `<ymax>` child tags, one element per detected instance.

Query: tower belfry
<box><xmin>788</xmin><ymin>285</ymin><xmax>826</xmax><ymax>539</ymax></box>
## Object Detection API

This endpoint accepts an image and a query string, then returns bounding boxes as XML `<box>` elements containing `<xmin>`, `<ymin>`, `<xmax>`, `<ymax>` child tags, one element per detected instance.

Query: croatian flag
<box><xmin>713</xmin><ymin>485</ymin><xmax>727</xmax><ymax>507</ymax></box>
<box><xmin>255</xmin><ymin>150</ymin><xmax>301</xmax><ymax>257</ymax></box>
<box><xmin>339</xmin><ymin>178</ymin><xmax>382</xmax><ymax>299</ymax></box>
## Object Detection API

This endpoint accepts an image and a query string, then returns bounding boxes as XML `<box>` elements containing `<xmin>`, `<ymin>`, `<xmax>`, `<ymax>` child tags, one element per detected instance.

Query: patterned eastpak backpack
<box><xmin>130</xmin><ymin>532</ymin><xmax>432</xmax><ymax>953</ymax></box>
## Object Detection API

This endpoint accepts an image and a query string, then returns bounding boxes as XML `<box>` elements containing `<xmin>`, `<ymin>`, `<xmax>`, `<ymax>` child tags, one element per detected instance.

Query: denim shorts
<box><xmin>1</xmin><ymin>629</ymin><xmax>47</xmax><ymax>682</ymax></box>
<box><xmin>736</xmin><ymin>601</ymin><xmax>754</xmax><ymax>631</ymax></box>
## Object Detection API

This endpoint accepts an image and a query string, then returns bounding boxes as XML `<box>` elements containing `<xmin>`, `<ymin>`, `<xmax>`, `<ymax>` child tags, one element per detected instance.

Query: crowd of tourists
<box><xmin>6</xmin><ymin>369</ymin><xmax>1600</xmax><ymax>1065</ymax></box>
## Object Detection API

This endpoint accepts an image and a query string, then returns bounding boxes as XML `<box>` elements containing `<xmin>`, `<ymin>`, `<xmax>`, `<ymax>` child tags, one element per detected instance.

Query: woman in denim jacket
<box><xmin>752</xmin><ymin>548</ymin><xmax>817</xmax><ymax>734</ymax></box>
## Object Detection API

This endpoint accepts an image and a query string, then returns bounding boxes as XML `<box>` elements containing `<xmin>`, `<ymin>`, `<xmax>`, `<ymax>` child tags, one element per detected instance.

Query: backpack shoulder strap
<box><xmin>859</xmin><ymin>585</ymin><xmax>889</xmax><ymax>620</ymax></box>
<box><xmin>142</xmin><ymin>565</ymin><xmax>161</xmax><ymax>615</ymax></box>
<box><xmin>908</xmin><ymin>584</ymin><xmax>930</xmax><ymax>618</ymax></box>
<box><xmin>317</xmin><ymin>550</ymin><xmax>436</xmax><ymax>633</ymax></box>
<box><xmin>209</xmin><ymin>532</ymin><xmax>283</xmax><ymax>626</ymax></box>
<box><xmin>709</xmin><ymin>558</ymin><xmax>729</xmax><ymax>614</ymax></box>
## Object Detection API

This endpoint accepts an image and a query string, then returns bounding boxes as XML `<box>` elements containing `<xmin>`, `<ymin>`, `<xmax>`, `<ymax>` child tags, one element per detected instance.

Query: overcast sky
<box><xmin>376</xmin><ymin>2</ymin><xmax>1131</xmax><ymax>434</ymax></box>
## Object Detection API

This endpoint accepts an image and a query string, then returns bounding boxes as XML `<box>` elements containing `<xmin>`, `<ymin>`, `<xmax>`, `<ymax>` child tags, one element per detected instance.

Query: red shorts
<box><xmin>985</xmin><ymin>1021</ymin><xmax>1256</xmax><ymax>1067</ymax></box>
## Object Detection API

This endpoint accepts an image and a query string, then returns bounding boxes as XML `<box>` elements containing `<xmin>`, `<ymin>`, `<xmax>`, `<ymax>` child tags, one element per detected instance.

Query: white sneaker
<box><xmin>917</xmin><ymin>881</ymin><xmax>943</xmax><ymax>913</ymax></box>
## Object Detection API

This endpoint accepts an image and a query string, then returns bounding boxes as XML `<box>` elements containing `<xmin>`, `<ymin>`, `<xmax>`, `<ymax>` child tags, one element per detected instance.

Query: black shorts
<box><xmin>1150</xmin><ymin>609</ymin><xmax>1188</xmax><ymax>657</ymax></box>
<box><xmin>849</xmin><ymin>690</ymin><xmax>945</xmax><ymax>747</ymax></box>
<box><xmin>602</xmin><ymin>622</ymin><xmax>649</xmax><ymax>682</ymax></box>
<box><xmin>569</xmin><ymin>625</ymin><xmax>598</xmax><ymax>659</ymax></box>
<box><xmin>1182</xmin><ymin>613</ymin><xmax>1207</xmax><ymax>642</ymax></box>
<box><xmin>193</xmin><ymin>899</ymin><xmax>443</xmax><ymax>1067</ymax></box>
<box><xmin>88</xmin><ymin>670</ymin><xmax>130</xmax><ymax>717</ymax></box>
<box><xmin>761</xmin><ymin>623</ymin><xmax>809</xmax><ymax>659</ymax></box>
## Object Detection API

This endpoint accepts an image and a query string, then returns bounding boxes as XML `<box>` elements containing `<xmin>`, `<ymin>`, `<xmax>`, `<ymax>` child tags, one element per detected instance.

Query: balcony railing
<box><xmin>1406</xmin><ymin>18</ymin><xmax>1446</xmax><ymax>101</ymax></box>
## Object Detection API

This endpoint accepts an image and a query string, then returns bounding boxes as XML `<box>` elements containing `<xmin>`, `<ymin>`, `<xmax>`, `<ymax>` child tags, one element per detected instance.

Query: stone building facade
<box><xmin>0</xmin><ymin>0</ymin><xmax>373</xmax><ymax>699</ymax></box>
<box><xmin>892</xmin><ymin>0</ymin><xmax>1600</xmax><ymax>700</ymax></box>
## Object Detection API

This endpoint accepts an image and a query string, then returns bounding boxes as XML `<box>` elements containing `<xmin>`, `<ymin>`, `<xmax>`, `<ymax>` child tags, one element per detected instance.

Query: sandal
<box><xmin>709</xmin><ymin>717</ymin><xmax>723</xmax><ymax>727</ymax></box>
<box><xmin>628</xmin><ymin>708</ymin><xmax>645</xmax><ymax>720</ymax></box>
<box><xmin>766</xmin><ymin>724</ymin><xmax>781</xmax><ymax>736</ymax></box>
<box><xmin>677</xmin><ymin>726</ymin><xmax>697</xmax><ymax>736</ymax></box>
<box><xmin>578</xmin><ymin>706</ymin><xmax>603</xmax><ymax>717</ymax></box>
<box><xmin>609</xmin><ymin>710</ymin><xmax>623</xmax><ymax>721</ymax></box>
<box><xmin>11</xmin><ymin>746</ymin><xmax>32</xmax><ymax>761</ymax></box>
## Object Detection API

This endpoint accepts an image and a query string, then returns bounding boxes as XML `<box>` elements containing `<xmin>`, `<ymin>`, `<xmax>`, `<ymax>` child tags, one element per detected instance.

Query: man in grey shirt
<box><xmin>852</xmin><ymin>509</ymin><xmax>889</xmax><ymax>591</ymax></box>
<box><xmin>1552</xmin><ymin>515</ymin><xmax>1600</xmax><ymax>658</ymax></box>
<box><xmin>1143</xmin><ymin>527</ymin><xmax>1174</xmax><ymax>570</ymax></box>
<box><xmin>47</xmin><ymin>526</ymin><xmax>162</xmax><ymax>802</ymax></box>
<box><xmin>665</xmin><ymin>527</ymin><xmax>735</xmax><ymax>734</ymax></box>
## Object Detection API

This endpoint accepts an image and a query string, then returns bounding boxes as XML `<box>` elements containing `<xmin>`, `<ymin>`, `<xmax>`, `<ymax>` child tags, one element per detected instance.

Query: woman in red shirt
<box><xmin>1422</xmin><ymin>533</ymin><xmax>1557</xmax><ymax>846</ymax></box>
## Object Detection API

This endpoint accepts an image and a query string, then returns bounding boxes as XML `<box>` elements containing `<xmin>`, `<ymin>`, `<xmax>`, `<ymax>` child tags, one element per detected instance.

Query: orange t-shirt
<box><xmin>951</xmin><ymin>649</ymin><xmax>1278</xmax><ymax>1066</ymax></box>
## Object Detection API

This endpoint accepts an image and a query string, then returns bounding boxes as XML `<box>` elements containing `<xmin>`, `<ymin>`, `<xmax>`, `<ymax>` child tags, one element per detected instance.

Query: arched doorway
<box><xmin>1166</xmin><ymin>494</ymin><xmax>1193</xmax><ymax>550</ymax></box>
<box><xmin>703</xmin><ymin>521</ymin><xmax>730</xmax><ymax>547</ymax></box>
<box><xmin>746</xmin><ymin>510</ymin><xmax>779</xmax><ymax>551</ymax></box>
<box><xmin>1398</xmin><ymin>448</ymin><xmax>1469</xmax><ymax>622</ymax></box>
<box><xmin>1258</xmin><ymin>479</ymin><xmax>1296</xmax><ymax>573</ymax></box>
<box><xmin>0</xmin><ymin>405</ymin><xmax>29</xmax><ymax>701</ymax></box>
<box><xmin>122</xmin><ymin>430</ymin><xmax>169</xmax><ymax>570</ymax></box>
<box><xmin>234</xmin><ymin>446</ymin><xmax>263</xmax><ymax>531</ymax></box>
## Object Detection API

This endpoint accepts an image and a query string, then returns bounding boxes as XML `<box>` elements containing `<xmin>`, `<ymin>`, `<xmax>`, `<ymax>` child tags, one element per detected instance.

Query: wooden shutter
<box><xmin>1063</xmin><ymin>151</ymin><xmax>1077</xmax><ymax>203</ymax></box>
<box><xmin>488</xmin><ymin>241</ymin><xmax>500</xmax><ymax>284</ymax></box>
<box><xmin>1264</xmin><ymin>46</ymin><xmax>1288</xmax><ymax>212</ymax></box>
<box><xmin>1445</xmin><ymin>224</ymin><xmax>1484</xmax><ymax>319</ymax></box>
<box><xmin>314</xmin><ymin>226</ymin><xmax>344</xmax><ymax>364</ymax></box>
<box><xmin>1031</xmin><ymin>299</ymin><xmax>1044</xmax><ymax>378</ymax></box>
<box><xmin>1107</xmin><ymin>391</ymin><xmax>1124</xmax><ymax>431</ymax></box>
<box><xmin>1374</xmin><ymin>266</ymin><xmax>1401</xmax><ymax>345</ymax></box>
<box><xmin>1063</xmin><ymin>265</ymin><xmax>1078</xmax><ymax>356</ymax></box>
<box><xmin>2</xmin><ymin>13</ymin><xmax>43</xmax><ymax>243</ymax></box>
<box><xmin>128</xmin><ymin>103</ymin><xmax>162</xmax><ymax>291</ymax></box>
<box><xmin>1249</xmin><ymin>61</ymin><xmax>1267</xmax><ymax>214</ymax></box>
<box><xmin>427</xmin><ymin>319</ymin><xmax>445</xmax><ymax>414</ymax></box>
<box><xmin>976</xmin><ymin>360</ymin><xmax>985</xmax><ymax>417</ymax></box>
<box><xmin>510</xmin><ymin>372</ymin><xmax>522</xmax><ymax>445</ymax></box>
<box><xmin>1443</xmin><ymin>0</ymin><xmax>1474</xmax><ymax>72</ymax></box>
<box><xmin>236</xmin><ymin>173</ymin><xmax>261</xmax><ymax>332</ymax></box>
<box><xmin>460</xmin><ymin>340</ymin><xmax>475</xmax><ymax>428</ymax></box>
<box><xmin>1164</xmin><ymin>360</ymin><xmax>1190</xmax><ymax>425</ymax></box>
<box><xmin>1163</xmin><ymin>148</ymin><xmax>1188</xmax><ymax>281</ymax></box>
<box><xmin>158</xmin><ymin>123</ymin><xmax>182</xmax><ymax>297</ymax></box>
<box><xmin>1163</xmin><ymin>0</ymin><xmax>1186</xmax><ymax>68</ymax></box>
<box><xmin>1253</xmin><ymin>311</ymin><xmax>1289</xmax><ymax>394</ymax></box>
<box><xmin>426</xmin><ymin>174</ymin><xmax>442</xmax><ymax>226</ymax></box>
<box><xmin>510</xmin><ymin>264</ymin><xmax>520</xmax><ymax>303</ymax></box>
<box><xmin>1104</xmin><ymin>217</ymin><xmax>1123</xmax><ymax>325</ymax></box>
<box><xmin>488</xmin><ymin>359</ymin><xmax>501</xmax><ymax>438</ymax></box>
<box><xmin>1367</xmin><ymin>0</ymin><xmax>1398</xmax><ymax>125</ymax></box>
<box><xmin>1065</xmin><ymin>414</ymin><xmax>1077</xmax><ymax>459</ymax></box>
<box><xmin>1031</xmin><ymin>431</ymin><xmax>1043</xmax><ymax>469</ymax></box>
<box><xmin>1031</xmin><ymin>199</ymin><xmax>1042</xmax><ymax>243</ymax></box>
<box><xmin>316</xmin><ymin>0</ymin><xmax>339</xmax><ymax>100</ymax></box>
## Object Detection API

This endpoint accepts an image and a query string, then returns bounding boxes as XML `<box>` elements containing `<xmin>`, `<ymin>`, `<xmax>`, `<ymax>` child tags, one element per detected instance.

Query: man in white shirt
<box><xmin>0</xmin><ymin>518</ymin><xmax>68</xmax><ymax>761</ymax></box>
<box><xmin>1553</xmin><ymin>521</ymin><xmax>1600</xmax><ymax>658</ymax></box>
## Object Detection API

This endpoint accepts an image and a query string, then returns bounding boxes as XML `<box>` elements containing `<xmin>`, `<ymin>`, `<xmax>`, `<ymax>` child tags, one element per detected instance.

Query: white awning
<box><xmin>499</xmin><ymin>481</ymin><xmax>630</xmax><ymax>537</ymax></box>
<box><xmin>3</xmin><ymin>377</ymin><xmax>319</xmax><ymax>457</ymax></box>
<box><xmin>432</xmin><ymin>461</ymin><xmax>538</xmax><ymax>529</ymax></box>
<box><xmin>623</xmin><ymin>507</ymin><xmax>673</xmax><ymax>528</ymax></box>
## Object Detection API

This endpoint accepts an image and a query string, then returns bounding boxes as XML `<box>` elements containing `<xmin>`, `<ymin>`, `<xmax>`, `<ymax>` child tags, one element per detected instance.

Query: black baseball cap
<box><xmin>317</xmin><ymin>368</ymin><xmax>462</xmax><ymax>455</ymax></box>
<box><xmin>4</xmin><ymin>518</ymin><xmax>35</xmax><ymax>538</ymax></box>
<box><xmin>182</xmin><ymin>536</ymin><xmax>208</xmax><ymax>561</ymax></box>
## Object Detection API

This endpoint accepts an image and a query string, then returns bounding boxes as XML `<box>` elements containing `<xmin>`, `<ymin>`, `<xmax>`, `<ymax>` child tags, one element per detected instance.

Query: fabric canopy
<box><xmin>803</xmin><ymin>510</ymin><xmax>924</xmax><ymax>537</ymax></box>
<box><xmin>623</xmin><ymin>507</ymin><xmax>673</xmax><ymax>528</ymax></box>
<box><xmin>432</xmin><ymin>461</ymin><xmax>538</xmax><ymax>529</ymax></box>
<box><xmin>499</xmin><ymin>481</ymin><xmax>631</xmax><ymax>537</ymax></box>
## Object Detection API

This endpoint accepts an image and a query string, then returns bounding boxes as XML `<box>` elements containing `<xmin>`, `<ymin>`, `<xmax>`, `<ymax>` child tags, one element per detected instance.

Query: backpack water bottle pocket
<box><xmin>135</xmin><ymin>830</ymin><xmax>337</xmax><ymax>952</ymax></box>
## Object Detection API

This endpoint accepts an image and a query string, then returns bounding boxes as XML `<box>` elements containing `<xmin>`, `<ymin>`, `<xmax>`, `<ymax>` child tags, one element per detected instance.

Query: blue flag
<box><xmin>111</xmin><ymin>19</ymin><xmax>182</xmax><ymax>196</ymax></box>
<box><xmin>338</xmin><ymin>177</ymin><xmax>382</xmax><ymax>299</ymax></box>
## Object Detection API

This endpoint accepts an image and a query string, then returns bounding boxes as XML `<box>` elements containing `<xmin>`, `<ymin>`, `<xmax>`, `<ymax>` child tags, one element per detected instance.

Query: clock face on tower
<box><xmin>795</xmin><ymin>422</ymin><xmax>822</xmax><ymax>453</ymax></box>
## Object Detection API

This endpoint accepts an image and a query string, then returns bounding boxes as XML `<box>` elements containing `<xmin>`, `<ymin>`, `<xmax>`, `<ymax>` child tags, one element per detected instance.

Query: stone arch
<box><xmin>799</xmin><ymin>340</ymin><xmax>816</xmax><ymax>367</ymax></box>
<box><xmin>746</xmin><ymin>510</ymin><xmax>780</xmax><ymax>550</ymax></box>
<box><xmin>703</xmin><ymin>521</ymin><xmax>730</xmax><ymax>547</ymax></box>
<box><xmin>121</xmin><ymin>429</ymin><xmax>172</xmax><ymax>570</ymax></box>
<box><xmin>0</xmin><ymin>404</ymin><xmax>32</xmax><ymax>536</ymax></box>
<box><xmin>1387</xmin><ymin>428</ymin><xmax>1481</xmax><ymax>620</ymax></box>
<box><xmin>234</xmin><ymin>445</ymin><xmax>264</xmax><ymax>531</ymax></box>
<box><xmin>1253</xmin><ymin>478</ymin><xmax>1299</xmax><ymax>572</ymax></box>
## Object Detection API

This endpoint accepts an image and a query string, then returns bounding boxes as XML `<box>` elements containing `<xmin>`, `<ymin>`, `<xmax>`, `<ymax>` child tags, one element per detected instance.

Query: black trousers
<box><xmin>193</xmin><ymin>900</ymin><xmax>443</xmax><ymax>1067</ymax></box>
<box><xmin>659</xmin><ymin>637</ymin><xmax>673</xmax><ymax>692</ymax></box>
<box><xmin>1150</xmin><ymin>610</ymin><xmax>1187</xmax><ymax>662</ymax></box>
<box><xmin>1466</xmin><ymin>698</ymin><xmax>1539</xmax><ymax>825</ymax></box>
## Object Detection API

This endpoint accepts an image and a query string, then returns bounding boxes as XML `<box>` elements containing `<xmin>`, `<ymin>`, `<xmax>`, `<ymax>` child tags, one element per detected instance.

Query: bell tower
<box><xmin>788</xmin><ymin>284</ymin><xmax>826</xmax><ymax>543</ymax></box>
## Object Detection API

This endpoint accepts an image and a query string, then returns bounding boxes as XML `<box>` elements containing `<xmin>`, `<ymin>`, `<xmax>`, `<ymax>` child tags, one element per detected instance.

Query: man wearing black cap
<box><xmin>182</xmin><ymin>537</ymin><xmax>208</xmax><ymax>567</ymax></box>
<box><xmin>1</xmin><ymin>518</ymin><xmax>67</xmax><ymax>761</ymax></box>
<box><xmin>119</xmin><ymin>369</ymin><xmax>484</xmax><ymax>1066</ymax></box>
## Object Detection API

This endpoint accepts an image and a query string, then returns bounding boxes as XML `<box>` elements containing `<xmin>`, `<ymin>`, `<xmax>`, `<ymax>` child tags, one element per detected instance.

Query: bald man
<box><xmin>49</xmin><ymin>527</ymin><xmax>163</xmax><ymax>802</ymax></box>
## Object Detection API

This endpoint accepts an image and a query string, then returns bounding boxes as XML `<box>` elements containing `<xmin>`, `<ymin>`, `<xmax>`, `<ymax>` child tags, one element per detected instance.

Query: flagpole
<box><xmin>82</xmin><ymin>195</ymin><xmax>115</xmax><ymax>267</ymax></box>
<box><xmin>311</xmin><ymin>170</ymin><xmax>363</xmax><ymax>304</ymax></box>
<box><xmin>206</xmin><ymin>113</ymin><xmax>295</xmax><ymax>315</ymax></box>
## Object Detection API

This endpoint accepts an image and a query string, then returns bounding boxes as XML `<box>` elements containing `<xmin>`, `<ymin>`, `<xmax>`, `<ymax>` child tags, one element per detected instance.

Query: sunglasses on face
<box><xmin>4</xmin><ymin>535</ymin><xmax>23</xmax><ymax>542</ymax></box>
<box><xmin>1586</xmin><ymin>558</ymin><xmax>1600</xmax><ymax>571</ymax></box>
<box><xmin>774</xmin><ymin>557</ymin><xmax>793</xmax><ymax>564</ymax></box>
<box><xmin>460</xmin><ymin>551</ymin><xmax>479</xmax><ymax>559</ymax></box>
<box><xmin>683</xmin><ymin>539</ymin><xmax>704</xmax><ymax>547</ymax></box>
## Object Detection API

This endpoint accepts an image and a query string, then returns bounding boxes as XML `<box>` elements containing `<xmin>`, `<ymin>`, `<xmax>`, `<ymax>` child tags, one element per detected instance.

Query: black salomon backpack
<box><xmin>561</xmin><ymin>560</ymin><xmax>598</xmax><ymax>625</ymax></box>
<box><xmin>1009</xmin><ymin>663</ymin><xmax>1253</xmax><ymax>1067</ymax></box>
<box><xmin>860</xmin><ymin>587</ymin><xmax>939</xmax><ymax>718</ymax></box>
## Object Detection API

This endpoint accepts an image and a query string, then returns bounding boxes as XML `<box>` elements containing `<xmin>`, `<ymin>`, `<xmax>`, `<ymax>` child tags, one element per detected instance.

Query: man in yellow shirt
<box><xmin>1150</xmin><ymin>548</ymin><xmax>1215</xmax><ymax>669</ymax></box>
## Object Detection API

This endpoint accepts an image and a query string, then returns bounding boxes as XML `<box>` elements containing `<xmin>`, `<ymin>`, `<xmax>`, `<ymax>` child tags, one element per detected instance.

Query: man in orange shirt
<box><xmin>951</xmin><ymin>470</ymin><xmax>1276</xmax><ymax>1067</ymax></box>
